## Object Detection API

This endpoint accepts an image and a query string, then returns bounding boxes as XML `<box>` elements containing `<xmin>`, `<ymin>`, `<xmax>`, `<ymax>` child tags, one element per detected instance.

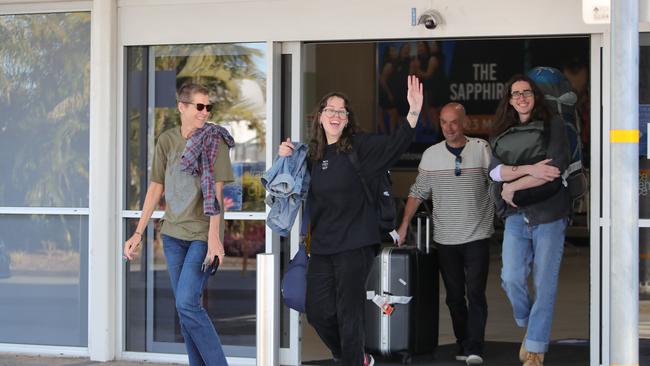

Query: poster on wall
<box><xmin>377</xmin><ymin>38</ymin><xmax>590</xmax><ymax>168</ymax></box>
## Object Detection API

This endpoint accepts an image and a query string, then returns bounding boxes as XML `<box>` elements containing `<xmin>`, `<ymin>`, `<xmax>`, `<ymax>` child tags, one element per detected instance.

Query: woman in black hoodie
<box><xmin>278</xmin><ymin>76</ymin><xmax>423</xmax><ymax>366</ymax></box>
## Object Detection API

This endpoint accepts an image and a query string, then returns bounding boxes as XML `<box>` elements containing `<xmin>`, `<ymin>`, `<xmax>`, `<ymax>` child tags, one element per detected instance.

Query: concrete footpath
<box><xmin>0</xmin><ymin>354</ymin><xmax>182</xmax><ymax>366</ymax></box>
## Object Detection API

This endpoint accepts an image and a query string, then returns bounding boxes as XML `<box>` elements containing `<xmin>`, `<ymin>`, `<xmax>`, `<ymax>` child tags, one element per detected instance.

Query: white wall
<box><xmin>118</xmin><ymin>0</ymin><xmax>611</xmax><ymax>46</ymax></box>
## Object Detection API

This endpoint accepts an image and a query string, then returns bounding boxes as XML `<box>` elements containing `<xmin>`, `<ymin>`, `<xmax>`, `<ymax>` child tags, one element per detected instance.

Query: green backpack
<box><xmin>492</xmin><ymin>120</ymin><xmax>562</xmax><ymax>207</ymax></box>
<box><xmin>492</xmin><ymin>120</ymin><xmax>548</xmax><ymax>166</ymax></box>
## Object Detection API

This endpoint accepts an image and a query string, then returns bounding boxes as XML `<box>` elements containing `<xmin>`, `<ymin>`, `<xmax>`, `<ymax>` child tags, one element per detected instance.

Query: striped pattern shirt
<box><xmin>409</xmin><ymin>137</ymin><xmax>495</xmax><ymax>245</ymax></box>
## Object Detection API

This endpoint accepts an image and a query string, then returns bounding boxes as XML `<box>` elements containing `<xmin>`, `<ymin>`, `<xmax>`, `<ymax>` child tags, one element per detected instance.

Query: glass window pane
<box><xmin>225</xmin><ymin>162</ymin><xmax>266</xmax><ymax>212</ymax></box>
<box><xmin>123</xmin><ymin>218</ymin><xmax>148</xmax><ymax>352</ymax></box>
<box><xmin>0</xmin><ymin>13</ymin><xmax>90</xmax><ymax>207</ymax></box>
<box><xmin>0</xmin><ymin>215</ymin><xmax>88</xmax><ymax>346</ymax></box>
<box><xmin>124</xmin><ymin>43</ymin><xmax>267</xmax><ymax>212</ymax></box>
<box><xmin>124</xmin><ymin>46</ymin><xmax>150</xmax><ymax>212</ymax></box>
<box><xmin>153</xmin><ymin>219</ymin><xmax>264</xmax><ymax>347</ymax></box>
<box><xmin>125</xmin><ymin>219</ymin><xmax>264</xmax><ymax>353</ymax></box>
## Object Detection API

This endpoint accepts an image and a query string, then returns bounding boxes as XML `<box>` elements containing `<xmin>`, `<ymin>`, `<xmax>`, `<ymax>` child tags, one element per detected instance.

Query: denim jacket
<box><xmin>261</xmin><ymin>142</ymin><xmax>310</xmax><ymax>236</ymax></box>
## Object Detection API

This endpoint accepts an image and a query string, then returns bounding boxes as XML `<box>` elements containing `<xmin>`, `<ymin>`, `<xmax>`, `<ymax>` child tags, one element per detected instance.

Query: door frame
<box><xmin>590</xmin><ymin>32</ymin><xmax>606</xmax><ymax>366</ymax></box>
<box><xmin>278</xmin><ymin>41</ymin><xmax>306</xmax><ymax>366</ymax></box>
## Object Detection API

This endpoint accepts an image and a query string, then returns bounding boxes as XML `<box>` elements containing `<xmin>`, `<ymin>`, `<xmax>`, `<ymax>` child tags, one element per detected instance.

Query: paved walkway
<box><xmin>0</xmin><ymin>354</ymin><xmax>181</xmax><ymax>366</ymax></box>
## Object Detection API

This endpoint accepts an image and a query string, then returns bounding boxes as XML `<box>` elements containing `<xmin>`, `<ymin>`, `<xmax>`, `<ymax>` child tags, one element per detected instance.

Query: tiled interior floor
<box><xmin>301</xmin><ymin>242</ymin><xmax>590</xmax><ymax>364</ymax></box>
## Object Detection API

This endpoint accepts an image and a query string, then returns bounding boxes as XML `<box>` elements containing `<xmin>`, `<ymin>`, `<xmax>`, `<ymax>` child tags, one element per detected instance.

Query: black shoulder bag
<box><xmin>347</xmin><ymin>150</ymin><xmax>397</xmax><ymax>232</ymax></box>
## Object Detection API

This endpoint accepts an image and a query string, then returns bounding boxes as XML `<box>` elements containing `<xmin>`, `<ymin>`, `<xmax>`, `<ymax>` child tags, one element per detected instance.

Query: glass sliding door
<box><xmin>123</xmin><ymin>43</ymin><xmax>267</xmax><ymax>357</ymax></box>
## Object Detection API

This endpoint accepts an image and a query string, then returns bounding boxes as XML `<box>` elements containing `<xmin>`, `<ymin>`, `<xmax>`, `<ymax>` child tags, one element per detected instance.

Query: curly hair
<box><xmin>307</xmin><ymin>92</ymin><xmax>360</xmax><ymax>162</ymax></box>
<box><xmin>491</xmin><ymin>74</ymin><xmax>551</xmax><ymax>139</ymax></box>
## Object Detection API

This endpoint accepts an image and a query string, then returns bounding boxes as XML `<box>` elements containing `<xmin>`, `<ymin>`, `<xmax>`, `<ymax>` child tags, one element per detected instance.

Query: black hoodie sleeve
<box><xmin>354</xmin><ymin>119</ymin><xmax>416</xmax><ymax>179</ymax></box>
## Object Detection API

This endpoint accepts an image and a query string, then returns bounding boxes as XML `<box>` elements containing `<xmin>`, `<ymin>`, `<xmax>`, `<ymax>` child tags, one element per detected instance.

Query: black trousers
<box><xmin>305</xmin><ymin>245</ymin><xmax>376</xmax><ymax>366</ymax></box>
<box><xmin>437</xmin><ymin>239</ymin><xmax>490</xmax><ymax>356</ymax></box>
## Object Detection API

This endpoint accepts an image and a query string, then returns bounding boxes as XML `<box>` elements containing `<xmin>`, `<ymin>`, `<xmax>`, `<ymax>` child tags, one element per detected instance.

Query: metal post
<box><xmin>257</xmin><ymin>253</ymin><xmax>279</xmax><ymax>366</ymax></box>
<box><xmin>610</xmin><ymin>0</ymin><xmax>640</xmax><ymax>364</ymax></box>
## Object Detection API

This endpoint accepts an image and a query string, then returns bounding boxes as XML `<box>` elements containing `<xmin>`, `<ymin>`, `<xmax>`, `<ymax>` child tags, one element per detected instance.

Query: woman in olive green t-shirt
<box><xmin>123</xmin><ymin>84</ymin><xmax>234</xmax><ymax>366</ymax></box>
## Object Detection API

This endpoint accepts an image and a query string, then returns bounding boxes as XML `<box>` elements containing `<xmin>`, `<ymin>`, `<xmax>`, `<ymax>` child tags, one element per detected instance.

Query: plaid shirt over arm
<box><xmin>180</xmin><ymin>123</ymin><xmax>235</xmax><ymax>216</ymax></box>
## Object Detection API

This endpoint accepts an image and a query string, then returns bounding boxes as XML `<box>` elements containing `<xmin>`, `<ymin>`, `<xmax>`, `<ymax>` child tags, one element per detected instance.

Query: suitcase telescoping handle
<box><xmin>415</xmin><ymin>212</ymin><xmax>430</xmax><ymax>254</ymax></box>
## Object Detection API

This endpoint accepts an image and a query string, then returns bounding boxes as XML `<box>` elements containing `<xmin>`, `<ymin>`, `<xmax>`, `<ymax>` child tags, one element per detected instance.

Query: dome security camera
<box><xmin>417</xmin><ymin>10</ymin><xmax>442</xmax><ymax>30</ymax></box>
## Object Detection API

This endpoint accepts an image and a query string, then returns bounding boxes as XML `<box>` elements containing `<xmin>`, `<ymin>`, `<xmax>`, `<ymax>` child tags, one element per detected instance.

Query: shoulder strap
<box><xmin>300</xmin><ymin>199</ymin><xmax>310</xmax><ymax>237</ymax></box>
<box><xmin>347</xmin><ymin>150</ymin><xmax>375</xmax><ymax>205</ymax></box>
<box><xmin>300</xmin><ymin>199</ymin><xmax>311</xmax><ymax>253</ymax></box>
<box><xmin>542</xmin><ymin>118</ymin><xmax>551</xmax><ymax>149</ymax></box>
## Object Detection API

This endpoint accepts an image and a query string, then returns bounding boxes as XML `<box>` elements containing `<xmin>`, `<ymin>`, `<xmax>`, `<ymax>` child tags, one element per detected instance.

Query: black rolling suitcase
<box><xmin>364</xmin><ymin>213</ymin><xmax>439</xmax><ymax>364</ymax></box>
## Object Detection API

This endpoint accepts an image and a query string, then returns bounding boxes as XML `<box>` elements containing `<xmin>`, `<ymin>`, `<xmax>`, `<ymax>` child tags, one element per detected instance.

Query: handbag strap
<box><xmin>347</xmin><ymin>150</ymin><xmax>375</xmax><ymax>205</ymax></box>
<box><xmin>300</xmin><ymin>199</ymin><xmax>310</xmax><ymax>237</ymax></box>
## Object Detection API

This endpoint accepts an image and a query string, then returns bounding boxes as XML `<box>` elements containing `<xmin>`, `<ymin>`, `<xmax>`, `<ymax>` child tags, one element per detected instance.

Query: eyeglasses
<box><xmin>454</xmin><ymin>155</ymin><xmax>462</xmax><ymax>176</ymax></box>
<box><xmin>510</xmin><ymin>89</ymin><xmax>534</xmax><ymax>99</ymax></box>
<box><xmin>321</xmin><ymin>108</ymin><xmax>349</xmax><ymax>119</ymax></box>
<box><xmin>181</xmin><ymin>101</ymin><xmax>213</xmax><ymax>112</ymax></box>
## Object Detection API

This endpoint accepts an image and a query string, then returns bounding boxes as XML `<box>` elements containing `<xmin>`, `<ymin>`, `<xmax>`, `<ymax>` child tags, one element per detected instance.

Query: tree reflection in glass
<box><xmin>125</xmin><ymin>43</ymin><xmax>267</xmax><ymax>212</ymax></box>
<box><xmin>0</xmin><ymin>13</ymin><xmax>90</xmax><ymax>208</ymax></box>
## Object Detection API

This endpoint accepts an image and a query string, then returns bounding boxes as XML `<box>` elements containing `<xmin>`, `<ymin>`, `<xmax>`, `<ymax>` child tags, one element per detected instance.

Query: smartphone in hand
<box><xmin>201</xmin><ymin>255</ymin><xmax>220</xmax><ymax>275</ymax></box>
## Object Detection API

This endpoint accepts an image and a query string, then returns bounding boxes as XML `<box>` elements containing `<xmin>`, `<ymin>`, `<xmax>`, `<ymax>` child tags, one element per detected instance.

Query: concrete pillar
<box><xmin>88</xmin><ymin>0</ymin><xmax>117</xmax><ymax>361</ymax></box>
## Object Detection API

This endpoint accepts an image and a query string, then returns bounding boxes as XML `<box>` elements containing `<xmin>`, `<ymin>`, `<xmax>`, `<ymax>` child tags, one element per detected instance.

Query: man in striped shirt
<box><xmin>397</xmin><ymin>102</ymin><xmax>494</xmax><ymax>365</ymax></box>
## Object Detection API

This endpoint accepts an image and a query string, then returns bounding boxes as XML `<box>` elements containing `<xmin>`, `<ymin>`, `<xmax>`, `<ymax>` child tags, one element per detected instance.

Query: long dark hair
<box><xmin>307</xmin><ymin>92</ymin><xmax>359</xmax><ymax>162</ymax></box>
<box><xmin>491</xmin><ymin>74</ymin><xmax>551</xmax><ymax>139</ymax></box>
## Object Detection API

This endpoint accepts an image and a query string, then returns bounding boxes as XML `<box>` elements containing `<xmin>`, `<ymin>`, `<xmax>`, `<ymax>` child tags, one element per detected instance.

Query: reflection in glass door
<box><xmin>0</xmin><ymin>12</ymin><xmax>91</xmax><ymax>348</ymax></box>
<box><xmin>122</xmin><ymin>43</ymin><xmax>267</xmax><ymax>358</ymax></box>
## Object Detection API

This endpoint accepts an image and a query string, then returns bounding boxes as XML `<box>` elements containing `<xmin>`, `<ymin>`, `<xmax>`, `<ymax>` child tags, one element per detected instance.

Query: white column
<box><xmin>256</xmin><ymin>253</ymin><xmax>279</xmax><ymax>366</ymax></box>
<box><xmin>88</xmin><ymin>0</ymin><xmax>117</xmax><ymax>361</ymax></box>
<box><xmin>257</xmin><ymin>40</ymin><xmax>281</xmax><ymax>366</ymax></box>
<box><xmin>610</xmin><ymin>0</ymin><xmax>640</xmax><ymax>365</ymax></box>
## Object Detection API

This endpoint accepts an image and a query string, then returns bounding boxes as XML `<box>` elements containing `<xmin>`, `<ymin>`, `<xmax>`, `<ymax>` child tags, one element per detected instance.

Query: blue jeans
<box><xmin>162</xmin><ymin>235</ymin><xmax>228</xmax><ymax>366</ymax></box>
<box><xmin>500</xmin><ymin>214</ymin><xmax>567</xmax><ymax>353</ymax></box>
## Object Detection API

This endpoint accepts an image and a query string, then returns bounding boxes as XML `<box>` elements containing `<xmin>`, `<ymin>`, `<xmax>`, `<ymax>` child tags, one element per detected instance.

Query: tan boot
<box><xmin>519</xmin><ymin>333</ymin><xmax>528</xmax><ymax>362</ymax></box>
<box><xmin>523</xmin><ymin>352</ymin><xmax>544</xmax><ymax>366</ymax></box>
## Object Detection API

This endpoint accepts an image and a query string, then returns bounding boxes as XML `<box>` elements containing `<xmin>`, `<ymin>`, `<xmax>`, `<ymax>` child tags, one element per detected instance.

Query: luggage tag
<box><xmin>388</xmin><ymin>230</ymin><xmax>400</xmax><ymax>244</ymax></box>
<box><xmin>371</xmin><ymin>294</ymin><xmax>394</xmax><ymax>315</ymax></box>
<box><xmin>366</xmin><ymin>291</ymin><xmax>413</xmax><ymax>316</ymax></box>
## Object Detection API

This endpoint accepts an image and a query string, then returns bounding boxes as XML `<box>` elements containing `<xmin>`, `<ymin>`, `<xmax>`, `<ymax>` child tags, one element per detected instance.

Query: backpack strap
<box><xmin>542</xmin><ymin>119</ymin><xmax>551</xmax><ymax>150</ymax></box>
<box><xmin>347</xmin><ymin>150</ymin><xmax>375</xmax><ymax>205</ymax></box>
<box><xmin>561</xmin><ymin>160</ymin><xmax>583</xmax><ymax>183</ymax></box>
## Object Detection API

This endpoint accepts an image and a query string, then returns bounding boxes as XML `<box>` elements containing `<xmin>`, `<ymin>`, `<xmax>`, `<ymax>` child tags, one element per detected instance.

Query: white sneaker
<box><xmin>455</xmin><ymin>347</ymin><xmax>467</xmax><ymax>361</ymax></box>
<box><xmin>466</xmin><ymin>354</ymin><xmax>484</xmax><ymax>365</ymax></box>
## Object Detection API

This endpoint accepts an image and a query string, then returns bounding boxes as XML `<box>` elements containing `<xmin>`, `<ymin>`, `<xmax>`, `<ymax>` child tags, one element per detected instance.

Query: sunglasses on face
<box><xmin>454</xmin><ymin>155</ymin><xmax>462</xmax><ymax>176</ymax></box>
<box><xmin>181</xmin><ymin>101</ymin><xmax>213</xmax><ymax>112</ymax></box>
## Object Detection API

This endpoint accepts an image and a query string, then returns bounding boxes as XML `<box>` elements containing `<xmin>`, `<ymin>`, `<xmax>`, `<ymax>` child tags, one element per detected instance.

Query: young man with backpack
<box><xmin>489</xmin><ymin>74</ymin><xmax>571</xmax><ymax>366</ymax></box>
<box><xmin>397</xmin><ymin>102</ymin><xmax>495</xmax><ymax>365</ymax></box>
